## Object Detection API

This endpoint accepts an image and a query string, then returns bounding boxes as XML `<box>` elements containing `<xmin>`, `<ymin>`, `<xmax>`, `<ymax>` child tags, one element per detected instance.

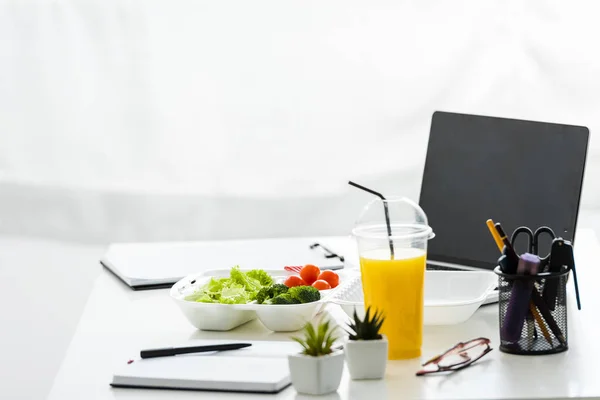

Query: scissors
<box><xmin>510</xmin><ymin>226</ymin><xmax>556</xmax><ymax>265</ymax></box>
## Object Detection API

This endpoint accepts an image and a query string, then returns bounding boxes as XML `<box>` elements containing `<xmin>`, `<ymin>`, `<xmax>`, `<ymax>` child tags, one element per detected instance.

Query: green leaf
<box><xmin>184</xmin><ymin>267</ymin><xmax>273</xmax><ymax>304</ymax></box>
<box><xmin>292</xmin><ymin>319</ymin><xmax>338</xmax><ymax>357</ymax></box>
<box><xmin>346</xmin><ymin>305</ymin><xmax>386</xmax><ymax>340</ymax></box>
<box><xmin>219</xmin><ymin>286</ymin><xmax>250</xmax><ymax>304</ymax></box>
<box><xmin>246</xmin><ymin>269</ymin><xmax>274</xmax><ymax>287</ymax></box>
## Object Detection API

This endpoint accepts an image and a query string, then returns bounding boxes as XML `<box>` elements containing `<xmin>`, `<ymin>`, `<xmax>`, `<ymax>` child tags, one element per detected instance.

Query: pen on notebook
<box><xmin>486</xmin><ymin>219</ymin><xmax>504</xmax><ymax>252</ymax></box>
<box><xmin>140</xmin><ymin>343</ymin><xmax>252</xmax><ymax>359</ymax></box>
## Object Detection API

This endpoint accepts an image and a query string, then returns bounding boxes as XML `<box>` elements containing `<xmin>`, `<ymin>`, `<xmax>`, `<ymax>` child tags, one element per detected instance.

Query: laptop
<box><xmin>419</xmin><ymin>112</ymin><xmax>589</xmax><ymax>303</ymax></box>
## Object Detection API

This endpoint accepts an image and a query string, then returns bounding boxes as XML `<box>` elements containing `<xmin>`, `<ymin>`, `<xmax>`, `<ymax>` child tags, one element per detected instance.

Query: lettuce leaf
<box><xmin>229</xmin><ymin>266</ymin><xmax>263</xmax><ymax>299</ymax></box>
<box><xmin>184</xmin><ymin>291</ymin><xmax>213</xmax><ymax>303</ymax></box>
<box><xmin>219</xmin><ymin>285</ymin><xmax>250</xmax><ymax>304</ymax></box>
<box><xmin>246</xmin><ymin>269</ymin><xmax>274</xmax><ymax>287</ymax></box>
<box><xmin>184</xmin><ymin>267</ymin><xmax>273</xmax><ymax>304</ymax></box>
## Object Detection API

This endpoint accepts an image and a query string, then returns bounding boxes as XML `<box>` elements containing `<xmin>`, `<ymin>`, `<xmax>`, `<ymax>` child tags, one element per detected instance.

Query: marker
<box><xmin>486</xmin><ymin>219</ymin><xmax>504</xmax><ymax>252</ymax></box>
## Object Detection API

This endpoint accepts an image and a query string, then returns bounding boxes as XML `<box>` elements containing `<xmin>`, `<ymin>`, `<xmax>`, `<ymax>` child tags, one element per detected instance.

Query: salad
<box><xmin>184</xmin><ymin>266</ymin><xmax>273</xmax><ymax>304</ymax></box>
<box><xmin>183</xmin><ymin>265</ymin><xmax>335</xmax><ymax>305</ymax></box>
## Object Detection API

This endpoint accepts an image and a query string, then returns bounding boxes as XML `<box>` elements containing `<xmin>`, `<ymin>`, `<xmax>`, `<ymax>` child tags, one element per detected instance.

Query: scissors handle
<box><xmin>532</xmin><ymin>226</ymin><xmax>556</xmax><ymax>255</ymax></box>
<box><xmin>510</xmin><ymin>226</ymin><xmax>534</xmax><ymax>254</ymax></box>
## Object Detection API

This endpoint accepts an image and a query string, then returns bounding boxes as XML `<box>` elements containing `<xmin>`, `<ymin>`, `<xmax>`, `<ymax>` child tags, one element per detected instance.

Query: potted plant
<box><xmin>345</xmin><ymin>306</ymin><xmax>388</xmax><ymax>380</ymax></box>
<box><xmin>288</xmin><ymin>318</ymin><xmax>344</xmax><ymax>395</ymax></box>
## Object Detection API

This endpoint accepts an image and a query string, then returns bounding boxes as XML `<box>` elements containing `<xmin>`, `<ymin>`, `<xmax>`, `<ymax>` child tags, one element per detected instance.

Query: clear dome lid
<box><xmin>352</xmin><ymin>196</ymin><xmax>435</xmax><ymax>241</ymax></box>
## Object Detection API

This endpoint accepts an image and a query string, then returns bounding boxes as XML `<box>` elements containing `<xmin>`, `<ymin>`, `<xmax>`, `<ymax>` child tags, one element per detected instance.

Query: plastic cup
<box><xmin>352</xmin><ymin>197</ymin><xmax>434</xmax><ymax>360</ymax></box>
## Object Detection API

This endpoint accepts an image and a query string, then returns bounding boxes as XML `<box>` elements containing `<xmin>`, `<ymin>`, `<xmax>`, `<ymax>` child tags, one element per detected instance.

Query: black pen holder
<box><xmin>495</xmin><ymin>266</ymin><xmax>569</xmax><ymax>355</ymax></box>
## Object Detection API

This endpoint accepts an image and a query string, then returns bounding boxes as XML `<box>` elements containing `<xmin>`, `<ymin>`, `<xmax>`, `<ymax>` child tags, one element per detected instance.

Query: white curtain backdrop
<box><xmin>1</xmin><ymin>0</ymin><xmax>599</xmax><ymax>243</ymax></box>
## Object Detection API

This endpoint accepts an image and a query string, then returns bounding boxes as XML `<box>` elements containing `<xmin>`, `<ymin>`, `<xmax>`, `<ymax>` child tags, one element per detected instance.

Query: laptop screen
<box><xmin>419</xmin><ymin>112</ymin><xmax>589</xmax><ymax>270</ymax></box>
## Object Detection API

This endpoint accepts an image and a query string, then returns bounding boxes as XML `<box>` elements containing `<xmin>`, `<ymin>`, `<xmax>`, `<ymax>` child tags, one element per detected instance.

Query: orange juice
<box><xmin>360</xmin><ymin>248</ymin><xmax>427</xmax><ymax>359</ymax></box>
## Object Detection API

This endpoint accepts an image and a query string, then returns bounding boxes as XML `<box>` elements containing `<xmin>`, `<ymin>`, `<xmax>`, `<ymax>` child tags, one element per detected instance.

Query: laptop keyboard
<box><xmin>426</xmin><ymin>263</ymin><xmax>467</xmax><ymax>271</ymax></box>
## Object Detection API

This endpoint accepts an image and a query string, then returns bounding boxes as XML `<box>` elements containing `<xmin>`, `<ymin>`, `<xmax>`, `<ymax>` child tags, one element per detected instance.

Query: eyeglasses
<box><xmin>416</xmin><ymin>337</ymin><xmax>492</xmax><ymax>376</ymax></box>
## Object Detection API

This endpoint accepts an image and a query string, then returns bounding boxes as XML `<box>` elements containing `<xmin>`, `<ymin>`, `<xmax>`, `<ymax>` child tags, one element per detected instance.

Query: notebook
<box><xmin>111</xmin><ymin>340</ymin><xmax>301</xmax><ymax>394</ymax></box>
<box><xmin>101</xmin><ymin>237</ymin><xmax>348</xmax><ymax>290</ymax></box>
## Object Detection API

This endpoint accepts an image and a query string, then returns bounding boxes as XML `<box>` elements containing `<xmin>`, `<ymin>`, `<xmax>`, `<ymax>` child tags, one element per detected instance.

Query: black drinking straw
<box><xmin>348</xmin><ymin>181</ymin><xmax>395</xmax><ymax>259</ymax></box>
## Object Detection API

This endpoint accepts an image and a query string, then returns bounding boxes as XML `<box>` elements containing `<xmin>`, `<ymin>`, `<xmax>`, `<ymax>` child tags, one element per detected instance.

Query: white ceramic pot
<box><xmin>345</xmin><ymin>336</ymin><xmax>388</xmax><ymax>380</ymax></box>
<box><xmin>288</xmin><ymin>350</ymin><xmax>345</xmax><ymax>395</ymax></box>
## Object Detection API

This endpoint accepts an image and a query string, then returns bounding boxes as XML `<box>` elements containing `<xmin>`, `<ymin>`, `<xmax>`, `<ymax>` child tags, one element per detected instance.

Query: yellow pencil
<box><xmin>530</xmin><ymin>302</ymin><xmax>553</xmax><ymax>347</ymax></box>
<box><xmin>486</xmin><ymin>219</ymin><xmax>504</xmax><ymax>252</ymax></box>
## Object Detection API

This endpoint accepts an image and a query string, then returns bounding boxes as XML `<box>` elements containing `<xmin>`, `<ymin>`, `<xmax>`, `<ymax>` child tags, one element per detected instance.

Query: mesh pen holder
<box><xmin>495</xmin><ymin>266</ymin><xmax>569</xmax><ymax>355</ymax></box>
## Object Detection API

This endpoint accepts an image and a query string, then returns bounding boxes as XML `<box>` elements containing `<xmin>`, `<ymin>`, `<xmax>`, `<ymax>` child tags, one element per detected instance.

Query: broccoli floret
<box><xmin>270</xmin><ymin>294</ymin><xmax>301</xmax><ymax>305</ymax></box>
<box><xmin>256</xmin><ymin>284</ymin><xmax>289</xmax><ymax>304</ymax></box>
<box><xmin>288</xmin><ymin>286</ymin><xmax>320</xmax><ymax>304</ymax></box>
<box><xmin>255</xmin><ymin>287</ymin><xmax>271</xmax><ymax>304</ymax></box>
<box><xmin>269</xmin><ymin>284</ymin><xmax>289</xmax><ymax>298</ymax></box>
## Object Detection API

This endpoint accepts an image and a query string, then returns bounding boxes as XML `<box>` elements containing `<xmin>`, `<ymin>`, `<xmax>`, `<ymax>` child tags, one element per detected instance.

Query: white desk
<box><xmin>48</xmin><ymin>231</ymin><xmax>600</xmax><ymax>400</ymax></box>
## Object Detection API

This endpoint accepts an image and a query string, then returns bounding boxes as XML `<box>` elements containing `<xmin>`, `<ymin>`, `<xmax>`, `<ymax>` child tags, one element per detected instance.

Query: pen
<box><xmin>494</xmin><ymin>223</ymin><xmax>517</xmax><ymax>256</ymax></box>
<box><xmin>486</xmin><ymin>219</ymin><xmax>504</xmax><ymax>252</ymax></box>
<box><xmin>494</xmin><ymin>223</ymin><xmax>519</xmax><ymax>273</ymax></box>
<box><xmin>530</xmin><ymin>303</ymin><xmax>553</xmax><ymax>347</ymax></box>
<box><xmin>530</xmin><ymin>290</ymin><xmax>566</xmax><ymax>346</ymax></box>
<box><xmin>140</xmin><ymin>343</ymin><xmax>252</xmax><ymax>359</ymax></box>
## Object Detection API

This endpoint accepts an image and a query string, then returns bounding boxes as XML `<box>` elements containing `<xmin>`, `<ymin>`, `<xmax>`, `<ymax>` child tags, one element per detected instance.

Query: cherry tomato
<box><xmin>312</xmin><ymin>280</ymin><xmax>331</xmax><ymax>290</ymax></box>
<box><xmin>317</xmin><ymin>270</ymin><xmax>339</xmax><ymax>288</ymax></box>
<box><xmin>300</xmin><ymin>264</ymin><xmax>321</xmax><ymax>285</ymax></box>
<box><xmin>284</xmin><ymin>275</ymin><xmax>307</xmax><ymax>288</ymax></box>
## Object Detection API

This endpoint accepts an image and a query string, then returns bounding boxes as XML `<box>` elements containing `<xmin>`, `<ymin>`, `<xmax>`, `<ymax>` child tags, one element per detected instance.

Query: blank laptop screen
<box><xmin>419</xmin><ymin>112</ymin><xmax>589</xmax><ymax>270</ymax></box>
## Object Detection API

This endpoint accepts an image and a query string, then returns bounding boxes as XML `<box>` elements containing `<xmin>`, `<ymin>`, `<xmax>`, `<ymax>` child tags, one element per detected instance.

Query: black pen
<box><xmin>494</xmin><ymin>223</ymin><xmax>519</xmax><ymax>273</ymax></box>
<box><xmin>140</xmin><ymin>343</ymin><xmax>252</xmax><ymax>359</ymax></box>
<box><xmin>530</xmin><ymin>290</ymin><xmax>566</xmax><ymax>346</ymax></box>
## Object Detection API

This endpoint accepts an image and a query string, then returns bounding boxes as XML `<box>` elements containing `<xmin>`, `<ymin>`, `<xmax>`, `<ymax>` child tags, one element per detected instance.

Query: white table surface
<box><xmin>48</xmin><ymin>231</ymin><xmax>600</xmax><ymax>400</ymax></box>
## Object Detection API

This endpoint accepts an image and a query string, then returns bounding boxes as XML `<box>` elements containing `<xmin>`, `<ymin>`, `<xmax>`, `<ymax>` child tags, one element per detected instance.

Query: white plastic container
<box><xmin>254</xmin><ymin>302</ymin><xmax>324</xmax><ymax>332</ymax></box>
<box><xmin>332</xmin><ymin>270</ymin><xmax>497</xmax><ymax>325</ymax></box>
<box><xmin>170</xmin><ymin>271</ymin><xmax>257</xmax><ymax>331</ymax></box>
<box><xmin>170</xmin><ymin>269</ymin><xmax>343</xmax><ymax>331</ymax></box>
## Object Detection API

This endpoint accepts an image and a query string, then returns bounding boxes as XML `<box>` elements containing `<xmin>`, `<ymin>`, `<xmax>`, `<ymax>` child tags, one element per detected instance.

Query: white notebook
<box><xmin>101</xmin><ymin>236</ymin><xmax>348</xmax><ymax>289</ymax></box>
<box><xmin>111</xmin><ymin>340</ymin><xmax>302</xmax><ymax>393</ymax></box>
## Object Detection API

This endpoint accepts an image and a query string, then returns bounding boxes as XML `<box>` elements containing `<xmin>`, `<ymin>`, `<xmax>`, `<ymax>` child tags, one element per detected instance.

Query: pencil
<box><xmin>530</xmin><ymin>290</ymin><xmax>566</xmax><ymax>346</ymax></box>
<box><xmin>486</xmin><ymin>219</ymin><xmax>504</xmax><ymax>252</ymax></box>
<box><xmin>530</xmin><ymin>302</ymin><xmax>553</xmax><ymax>347</ymax></box>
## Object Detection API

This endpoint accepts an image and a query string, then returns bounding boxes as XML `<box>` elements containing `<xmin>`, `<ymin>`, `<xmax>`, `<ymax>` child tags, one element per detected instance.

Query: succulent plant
<box><xmin>292</xmin><ymin>319</ymin><xmax>339</xmax><ymax>357</ymax></box>
<box><xmin>346</xmin><ymin>306</ymin><xmax>385</xmax><ymax>341</ymax></box>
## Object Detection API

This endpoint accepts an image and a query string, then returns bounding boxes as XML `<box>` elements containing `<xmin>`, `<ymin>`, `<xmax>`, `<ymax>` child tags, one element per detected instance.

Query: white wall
<box><xmin>1</xmin><ymin>0</ymin><xmax>599</xmax><ymax>243</ymax></box>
